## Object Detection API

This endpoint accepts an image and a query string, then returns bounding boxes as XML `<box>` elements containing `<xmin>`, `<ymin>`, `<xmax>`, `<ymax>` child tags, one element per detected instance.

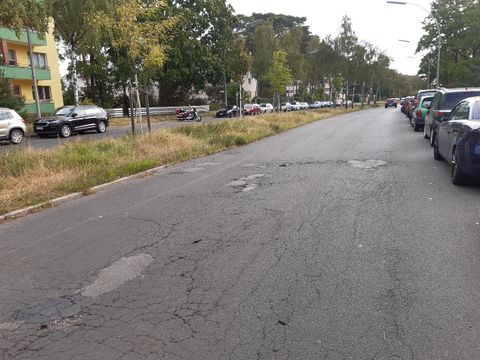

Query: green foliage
<box><xmin>417</xmin><ymin>0</ymin><xmax>480</xmax><ymax>87</ymax></box>
<box><xmin>0</xmin><ymin>0</ymin><xmax>51</xmax><ymax>33</ymax></box>
<box><xmin>263</xmin><ymin>51</ymin><xmax>292</xmax><ymax>96</ymax></box>
<box><xmin>0</xmin><ymin>71</ymin><xmax>25</xmax><ymax>111</ymax></box>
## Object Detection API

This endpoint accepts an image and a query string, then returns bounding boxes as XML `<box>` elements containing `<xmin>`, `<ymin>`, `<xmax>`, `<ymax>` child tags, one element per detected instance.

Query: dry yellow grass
<box><xmin>1</xmin><ymin>107</ymin><xmax>366</xmax><ymax>215</ymax></box>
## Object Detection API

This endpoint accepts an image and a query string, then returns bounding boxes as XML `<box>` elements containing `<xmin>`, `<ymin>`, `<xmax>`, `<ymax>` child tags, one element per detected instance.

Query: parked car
<box><xmin>401</xmin><ymin>96</ymin><xmax>413</xmax><ymax>114</ymax></box>
<box><xmin>290</xmin><ymin>101</ymin><xmax>300</xmax><ymax>111</ymax></box>
<box><xmin>34</xmin><ymin>105</ymin><xmax>109</xmax><ymax>138</ymax></box>
<box><xmin>410</xmin><ymin>95</ymin><xmax>433</xmax><ymax>132</ymax></box>
<box><xmin>0</xmin><ymin>108</ymin><xmax>27</xmax><ymax>144</ymax></box>
<box><xmin>309</xmin><ymin>101</ymin><xmax>321</xmax><ymax>109</ymax></box>
<box><xmin>299</xmin><ymin>102</ymin><xmax>309</xmax><ymax>110</ymax></box>
<box><xmin>424</xmin><ymin>88</ymin><xmax>480</xmax><ymax>146</ymax></box>
<box><xmin>433</xmin><ymin>96</ymin><xmax>480</xmax><ymax>185</ymax></box>
<box><xmin>280</xmin><ymin>102</ymin><xmax>292</xmax><ymax>112</ymax></box>
<box><xmin>243</xmin><ymin>103</ymin><xmax>261</xmax><ymax>116</ymax></box>
<box><xmin>216</xmin><ymin>105</ymin><xmax>239</xmax><ymax>118</ymax></box>
<box><xmin>259</xmin><ymin>103</ymin><xmax>274</xmax><ymax>113</ymax></box>
<box><xmin>406</xmin><ymin>97</ymin><xmax>416</xmax><ymax>119</ymax></box>
<box><xmin>384</xmin><ymin>98</ymin><xmax>397</xmax><ymax>108</ymax></box>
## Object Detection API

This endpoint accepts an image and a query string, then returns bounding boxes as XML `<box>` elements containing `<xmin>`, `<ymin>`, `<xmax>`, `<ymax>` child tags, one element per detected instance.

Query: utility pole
<box><xmin>239</xmin><ymin>83</ymin><xmax>243</xmax><ymax>118</ymax></box>
<box><xmin>427</xmin><ymin>57</ymin><xmax>431</xmax><ymax>87</ymax></box>
<box><xmin>129</xmin><ymin>86</ymin><xmax>135</xmax><ymax>135</ymax></box>
<box><xmin>134</xmin><ymin>73</ymin><xmax>143</xmax><ymax>134</ymax></box>
<box><xmin>27</xmin><ymin>30</ymin><xmax>41</xmax><ymax>119</ymax></box>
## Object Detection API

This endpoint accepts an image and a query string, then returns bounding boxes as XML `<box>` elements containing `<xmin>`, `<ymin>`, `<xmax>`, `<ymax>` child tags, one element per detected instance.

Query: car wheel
<box><xmin>451</xmin><ymin>147</ymin><xmax>468</xmax><ymax>185</ymax></box>
<box><xmin>433</xmin><ymin>137</ymin><xmax>443</xmax><ymax>161</ymax></box>
<box><xmin>59</xmin><ymin>124</ymin><xmax>72</xmax><ymax>138</ymax></box>
<box><xmin>96</xmin><ymin>120</ymin><xmax>107</xmax><ymax>133</ymax></box>
<box><xmin>9</xmin><ymin>129</ymin><xmax>24</xmax><ymax>144</ymax></box>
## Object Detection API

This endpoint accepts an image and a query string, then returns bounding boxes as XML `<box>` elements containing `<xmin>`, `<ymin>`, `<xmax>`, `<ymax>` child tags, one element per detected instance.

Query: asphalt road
<box><xmin>0</xmin><ymin>115</ymin><xmax>216</xmax><ymax>150</ymax></box>
<box><xmin>1</xmin><ymin>107</ymin><xmax>480</xmax><ymax>359</ymax></box>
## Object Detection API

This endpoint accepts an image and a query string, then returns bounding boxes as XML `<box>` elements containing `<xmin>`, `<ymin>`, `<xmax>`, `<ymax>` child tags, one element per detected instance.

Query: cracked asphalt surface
<box><xmin>1</xmin><ymin>107</ymin><xmax>480</xmax><ymax>359</ymax></box>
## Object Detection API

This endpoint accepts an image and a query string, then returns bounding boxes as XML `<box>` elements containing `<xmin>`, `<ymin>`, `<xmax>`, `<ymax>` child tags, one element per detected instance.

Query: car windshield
<box><xmin>444</xmin><ymin>91</ymin><xmax>480</xmax><ymax>109</ymax></box>
<box><xmin>51</xmin><ymin>107</ymin><xmax>75</xmax><ymax>116</ymax></box>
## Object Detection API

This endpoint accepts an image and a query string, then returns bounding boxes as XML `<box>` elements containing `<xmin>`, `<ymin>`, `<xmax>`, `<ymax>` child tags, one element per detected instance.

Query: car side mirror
<box><xmin>71</xmin><ymin>113</ymin><xmax>77</xmax><ymax>118</ymax></box>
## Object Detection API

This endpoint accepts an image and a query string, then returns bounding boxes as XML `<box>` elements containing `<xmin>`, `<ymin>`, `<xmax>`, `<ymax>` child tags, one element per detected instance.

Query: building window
<box><xmin>33</xmin><ymin>86</ymin><xmax>51</xmax><ymax>101</ymax></box>
<box><xmin>7</xmin><ymin>49</ymin><xmax>16</xmax><ymax>66</ymax></box>
<box><xmin>13</xmin><ymin>85</ymin><xmax>21</xmax><ymax>97</ymax></box>
<box><xmin>28</xmin><ymin>52</ymin><xmax>48</xmax><ymax>68</ymax></box>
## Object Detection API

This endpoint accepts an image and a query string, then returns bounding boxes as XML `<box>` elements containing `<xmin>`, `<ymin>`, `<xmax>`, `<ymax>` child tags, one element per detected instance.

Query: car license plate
<box><xmin>35</xmin><ymin>126</ymin><xmax>43</xmax><ymax>130</ymax></box>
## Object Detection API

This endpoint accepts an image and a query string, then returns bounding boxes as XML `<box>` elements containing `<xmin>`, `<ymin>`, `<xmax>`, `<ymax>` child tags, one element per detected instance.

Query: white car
<box><xmin>299</xmin><ymin>102</ymin><xmax>309</xmax><ymax>110</ymax></box>
<box><xmin>259</xmin><ymin>103</ymin><xmax>274</xmax><ymax>113</ymax></box>
<box><xmin>280</xmin><ymin>102</ymin><xmax>292</xmax><ymax>112</ymax></box>
<box><xmin>0</xmin><ymin>108</ymin><xmax>27</xmax><ymax>144</ymax></box>
<box><xmin>290</xmin><ymin>101</ymin><xmax>300</xmax><ymax>111</ymax></box>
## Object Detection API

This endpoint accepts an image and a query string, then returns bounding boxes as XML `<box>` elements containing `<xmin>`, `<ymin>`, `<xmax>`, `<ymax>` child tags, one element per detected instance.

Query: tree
<box><xmin>0</xmin><ymin>71</ymin><xmax>25</xmax><ymax>111</ymax></box>
<box><xmin>263</xmin><ymin>50</ymin><xmax>292</xmax><ymax>100</ymax></box>
<box><xmin>417</xmin><ymin>0</ymin><xmax>480</xmax><ymax>87</ymax></box>
<box><xmin>156</xmin><ymin>0</ymin><xmax>249</xmax><ymax>105</ymax></box>
<box><xmin>0</xmin><ymin>0</ymin><xmax>51</xmax><ymax>33</ymax></box>
<box><xmin>52</xmin><ymin>0</ymin><xmax>108</xmax><ymax>104</ymax></box>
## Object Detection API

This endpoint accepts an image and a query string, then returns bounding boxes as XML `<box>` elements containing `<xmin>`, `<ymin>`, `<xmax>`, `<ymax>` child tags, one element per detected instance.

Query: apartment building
<box><xmin>0</xmin><ymin>23</ymin><xmax>63</xmax><ymax>113</ymax></box>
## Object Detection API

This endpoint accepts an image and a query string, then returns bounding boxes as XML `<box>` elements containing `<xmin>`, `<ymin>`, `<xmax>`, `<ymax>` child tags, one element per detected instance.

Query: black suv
<box><xmin>424</xmin><ymin>88</ymin><xmax>480</xmax><ymax>146</ymax></box>
<box><xmin>34</xmin><ymin>105</ymin><xmax>109</xmax><ymax>138</ymax></box>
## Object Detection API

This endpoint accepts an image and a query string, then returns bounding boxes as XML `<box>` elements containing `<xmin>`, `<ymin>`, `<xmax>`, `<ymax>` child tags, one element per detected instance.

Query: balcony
<box><xmin>22</xmin><ymin>102</ymin><xmax>55</xmax><ymax>114</ymax></box>
<box><xmin>0</xmin><ymin>28</ymin><xmax>47</xmax><ymax>46</ymax></box>
<box><xmin>0</xmin><ymin>63</ymin><xmax>51</xmax><ymax>81</ymax></box>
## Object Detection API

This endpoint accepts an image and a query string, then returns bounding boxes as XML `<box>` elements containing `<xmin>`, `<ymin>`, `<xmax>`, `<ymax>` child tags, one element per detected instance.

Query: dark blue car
<box><xmin>434</xmin><ymin>97</ymin><xmax>480</xmax><ymax>185</ymax></box>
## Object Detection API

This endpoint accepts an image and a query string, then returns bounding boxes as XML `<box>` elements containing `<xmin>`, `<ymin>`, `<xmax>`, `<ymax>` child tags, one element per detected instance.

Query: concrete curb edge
<box><xmin>0</xmin><ymin>165</ymin><xmax>167</xmax><ymax>223</ymax></box>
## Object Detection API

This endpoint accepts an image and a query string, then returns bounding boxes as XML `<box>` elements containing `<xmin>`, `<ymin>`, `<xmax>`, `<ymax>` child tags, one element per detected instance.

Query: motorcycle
<box><xmin>176</xmin><ymin>106</ymin><xmax>203</xmax><ymax>122</ymax></box>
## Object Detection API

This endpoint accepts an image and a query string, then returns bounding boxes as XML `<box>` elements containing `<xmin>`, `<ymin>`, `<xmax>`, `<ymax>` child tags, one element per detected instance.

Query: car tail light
<box><xmin>434</xmin><ymin>110</ymin><xmax>446</xmax><ymax>119</ymax></box>
<box><xmin>175</xmin><ymin>108</ymin><xmax>181</xmax><ymax>114</ymax></box>
<box><xmin>416</xmin><ymin>110</ymin><xmax>422</xmax><ymax>118</ymax></box>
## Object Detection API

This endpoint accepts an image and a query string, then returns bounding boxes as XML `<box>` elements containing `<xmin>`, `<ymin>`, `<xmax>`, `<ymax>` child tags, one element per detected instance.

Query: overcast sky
<box><xmin>227</xmin><ymin>0</ymin><xmax>433</xmax><ymax>76</ymax></box>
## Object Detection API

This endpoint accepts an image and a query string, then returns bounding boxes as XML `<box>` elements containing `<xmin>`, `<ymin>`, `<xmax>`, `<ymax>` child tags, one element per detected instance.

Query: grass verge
<box><xmin>1</xmin><ymin>107</ymin><xmax>367</xmax><ymax>215</ymax></box>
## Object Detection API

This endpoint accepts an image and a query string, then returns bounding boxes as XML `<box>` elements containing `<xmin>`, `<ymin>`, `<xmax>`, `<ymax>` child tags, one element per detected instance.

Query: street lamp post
<box><xmin>387</xmin><ymin>1</ymin><xmax>441</xmax><ymax>88</ymax></box>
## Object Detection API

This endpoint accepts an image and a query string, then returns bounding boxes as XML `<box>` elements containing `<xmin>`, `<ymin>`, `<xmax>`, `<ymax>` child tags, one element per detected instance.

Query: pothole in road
<box><xmin>348</xmin><ymin>160</ymin><xmax>387</xmax><ymax>169</ymax></box>
<box><xmin>15</xmin><ymin>295</ymin><xmax>82</xmax><ymax>324</ymax></box>
<box><xmin>227</xmin><ymin>174</ymin><xmax>265</xmax><ymax>192</ymax></box>
<box><xmin>80</xmin><ymin>253</ymin><xmax>154</xmax><ymax>298</ymax></box>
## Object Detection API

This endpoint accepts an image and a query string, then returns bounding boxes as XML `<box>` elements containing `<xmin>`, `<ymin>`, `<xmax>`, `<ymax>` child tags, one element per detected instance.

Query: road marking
<box><xmin>80</xmin><ymin>254</ymin><xmax>153</xmax><ymax>298</ymax></box>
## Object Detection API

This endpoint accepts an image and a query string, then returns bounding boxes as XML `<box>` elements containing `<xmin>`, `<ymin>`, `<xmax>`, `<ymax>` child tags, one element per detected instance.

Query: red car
<box><xmin>243</xmin><ymin>103</ymin><xmax>261</xmax><ymax>116</ymax></box>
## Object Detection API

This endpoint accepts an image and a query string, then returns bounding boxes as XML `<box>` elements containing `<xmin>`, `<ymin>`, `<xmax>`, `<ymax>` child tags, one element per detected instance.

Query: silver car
<box><xmin>0</xmin><ymin>108</ymin><xmax>27</xmax><ymax>144</ymax></box>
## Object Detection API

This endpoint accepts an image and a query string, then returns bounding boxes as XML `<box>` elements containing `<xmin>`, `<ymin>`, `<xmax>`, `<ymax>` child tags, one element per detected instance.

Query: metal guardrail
<box><xmin>105</xmin><ymin>105</ymin><xmax>210</xmax><ymax>118</ymax></box>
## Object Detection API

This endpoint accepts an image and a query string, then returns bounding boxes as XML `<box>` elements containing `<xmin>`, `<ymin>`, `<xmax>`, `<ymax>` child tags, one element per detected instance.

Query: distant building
<box><xmin>0</xmin><ymin>23</ymin><xmax>63</xmax><ymax>113</ymax></box>
<box><xmin>242</xmin><ymin>72</ymin><xmax>257</xmax><ymax>101</ymax></box>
